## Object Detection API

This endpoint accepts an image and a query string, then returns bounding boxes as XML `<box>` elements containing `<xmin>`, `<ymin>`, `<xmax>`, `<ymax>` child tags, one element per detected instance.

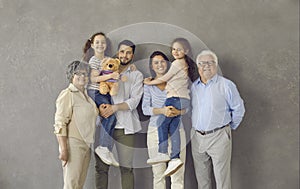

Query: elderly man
<box><xmin>191</xmin><ymin>50</ymin><xmax>245</xmax><ymax>189</ymax></box>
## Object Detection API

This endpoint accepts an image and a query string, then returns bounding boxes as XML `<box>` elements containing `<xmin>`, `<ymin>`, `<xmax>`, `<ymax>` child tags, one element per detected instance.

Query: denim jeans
<box><xmin>157</xmin><ymin>97</ymin><xmax>190</xmax><ymax>159</ymax></box>
<box><xmin>88</xmin><ymin>89</ymin><xmax>116</xmax><ymax>151</ymax></box>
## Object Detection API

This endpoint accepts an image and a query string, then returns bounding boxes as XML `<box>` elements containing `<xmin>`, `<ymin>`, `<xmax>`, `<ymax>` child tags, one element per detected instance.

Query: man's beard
<box><xmin>120</xmin><ymin>60</ymin><xmax>132</xmax><ymax>66</ymax></box>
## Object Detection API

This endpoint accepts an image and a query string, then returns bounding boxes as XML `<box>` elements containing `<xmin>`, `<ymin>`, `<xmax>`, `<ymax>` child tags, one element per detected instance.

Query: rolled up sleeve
<box><xmin>53</xmin><ymin>90</ymin><xmax>72</xmax><ymax>136</ymax></box>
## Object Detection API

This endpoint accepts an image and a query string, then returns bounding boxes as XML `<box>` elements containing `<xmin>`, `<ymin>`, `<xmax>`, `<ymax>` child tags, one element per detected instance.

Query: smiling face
<box><xmin>171</xmin><ymin>42</ymin><xmax>188</xmax><ymax>60</ymax></box>
<box><xmin>72</xmin><ymin>70</ymin><xmax>89</xmax><ymax>89</ymax></box>
<box><xmin>151</xmin><ymin>55</ymin><xmax>168</xmax><ymax>77</ymax></box>
<box><xmin>117</xmin><ymin>44</ymin><xmax>134</xmax><ymax>65</ymax></box>
<box><xmin>197</xmin><ymin>54</ymin><xmax>218</xmax><ymax>82</ymax></box>
<box><xmin>91</xmin><ymin>34</ymin><xmax>107</xmax><ymax>55</ymax></box>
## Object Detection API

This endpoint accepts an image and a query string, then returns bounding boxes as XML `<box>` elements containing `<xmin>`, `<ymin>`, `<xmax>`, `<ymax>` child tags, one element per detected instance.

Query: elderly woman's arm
<box><xmin>56</xmin><ymin>136</ymin><xmax>68</xmax><ymax>166</ymax></box>
<box><xmin>54</xmin><ymin>89</ymin><xmax>72</xmax><ymax>166</ymax></box>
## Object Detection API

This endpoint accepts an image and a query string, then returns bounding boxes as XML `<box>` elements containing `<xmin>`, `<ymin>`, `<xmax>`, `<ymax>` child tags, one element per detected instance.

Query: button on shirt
<box><xmin>191</xmin><ymin>74</ymin><xmax>245</xmax><ymax>131</ymax></box>
<box><xmin>112</xmin><ymin>67</ymin><xmax>143</xmax><ymax>134</ymax></box>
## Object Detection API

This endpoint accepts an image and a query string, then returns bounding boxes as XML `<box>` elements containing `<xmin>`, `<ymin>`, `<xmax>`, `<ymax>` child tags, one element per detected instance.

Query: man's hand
<box><xmin>99</xmin><ymin>104</ymin><xmax>117</xmax><ymax>118</ymax></box>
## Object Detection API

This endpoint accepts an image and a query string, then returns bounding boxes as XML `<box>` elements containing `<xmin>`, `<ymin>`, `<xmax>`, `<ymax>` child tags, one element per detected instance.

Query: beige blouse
<box><xmin>158</xmin><ymin>59</ymin><xmax>190</xmax><ymax>99</ymax></box>
<box><xmin>54</xmin><ymin>83</ymin><xmax>98</xmax><ymax>145</ymax></box>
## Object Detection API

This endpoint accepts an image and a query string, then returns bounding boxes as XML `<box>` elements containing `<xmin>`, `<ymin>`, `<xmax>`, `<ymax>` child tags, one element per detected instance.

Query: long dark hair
<box><xmin>149</xmin><ymin>51</ymin><xmax>170</xmax><ymax>78</ymax></box>
<box><xmin>82</xmin><ymin>32</ymin><xmax>111</xmax><ymax>62</ymax></box>
<box><xmin>171</xmin><ymin>38</ymin><xmax>199</xmax><ymax>82</ymax></box>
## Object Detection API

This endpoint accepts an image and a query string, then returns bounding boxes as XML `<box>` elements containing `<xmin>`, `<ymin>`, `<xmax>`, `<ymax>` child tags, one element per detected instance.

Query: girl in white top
<box><xmin>144</xmin><ymin>38</ymin><xmax>199</xmax><ymax>176</ymax></box>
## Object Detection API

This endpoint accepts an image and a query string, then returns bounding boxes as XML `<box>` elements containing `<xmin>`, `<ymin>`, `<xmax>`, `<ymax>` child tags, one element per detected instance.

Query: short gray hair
<box><xmin>196</xmin><ymin>50</ymin><xmax>218</xmax><ymax>66</ymax></box>
<box><xmin>66</xmin><ymin>60</ymin><xmax>90</xmax><ymax>83</ymax></box>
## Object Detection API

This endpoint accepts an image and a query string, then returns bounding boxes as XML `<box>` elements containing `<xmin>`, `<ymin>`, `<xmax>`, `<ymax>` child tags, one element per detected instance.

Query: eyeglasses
<box><xmin>74</xmin><ymin>72</ymin><xmax>88</xmax><ymax>77</ymax></box>
<box><xmin>197</xmin><ymin>61</ymin><xmax>216</xmax><ymax>66</ymax></box>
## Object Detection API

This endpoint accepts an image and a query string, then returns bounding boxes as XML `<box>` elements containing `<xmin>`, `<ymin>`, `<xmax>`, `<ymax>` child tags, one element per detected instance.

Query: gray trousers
<box><xmin>191</xmin><ymin>126</ymin><xmax>232</xmax><ymax>189</ymax></box>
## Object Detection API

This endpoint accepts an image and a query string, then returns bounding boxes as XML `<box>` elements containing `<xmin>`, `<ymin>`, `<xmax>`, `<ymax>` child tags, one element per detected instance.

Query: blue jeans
<box><xmin>88</xmin><ymin>89</ymin><xmax>116</xmax><ymax>151</ymax></box>
<box><xmin>157</xmin><ymin>97</ymin><xmax>190</xmax><ymax>159</ymax></box>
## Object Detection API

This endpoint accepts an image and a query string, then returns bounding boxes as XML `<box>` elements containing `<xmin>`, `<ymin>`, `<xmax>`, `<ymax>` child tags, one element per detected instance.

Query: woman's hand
<box><xmin>164</xmin><ymin>106</ymin><xmax>181</xmax><ymax>117</ymax></box>
<box><xmin>143</xmin><ymin>77</ymin><xmax>152</xmax><ymax>85</ymax></box>
<box><xmin>59</xmin><ymin>149</ymin><xmax>68</xmax><ymax>167</ymax></box>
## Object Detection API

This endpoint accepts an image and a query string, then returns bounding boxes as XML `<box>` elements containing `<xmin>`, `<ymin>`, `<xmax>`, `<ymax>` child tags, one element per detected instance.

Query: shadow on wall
<box><xmin>220</xmin><ymin>55</ymin><xmax>271</xmax><ymax>188</ymax></box>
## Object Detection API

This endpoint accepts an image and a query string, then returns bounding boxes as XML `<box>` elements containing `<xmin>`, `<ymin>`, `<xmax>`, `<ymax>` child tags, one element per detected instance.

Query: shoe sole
<box><xmin>109</xmin><ymin>153</ymin><xmax>119</xmax><ymax>167</ymax></box>
<box><xmin>111</xmin><ymin>162</ymin><xmax>120</xmax><ymax>167</ymax></box>
<box><xmin>147</xmin><ymin>159</ymin><xmax>170</xmax><ymax>165</ymax></box>
<box><xmin>99</xmin><ymin>156</ymin><xmax>113</xmax><ymax>166</ymax></box>
<box><xmin>164</xmin><ymin>162</ymin><xmax>184</xmax><ymax>176</ymax></box>
<box><xmin>95</xmin><ymin>151</ymin><xmax>113</xmax><ymax>166</ymax></box>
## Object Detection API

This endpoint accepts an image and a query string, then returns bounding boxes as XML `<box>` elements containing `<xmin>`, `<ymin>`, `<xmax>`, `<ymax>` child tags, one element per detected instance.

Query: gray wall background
<box><xmin>0</xmin><ymin>0</ymin><xmax>298</xmax><ymax>188</ymax></box>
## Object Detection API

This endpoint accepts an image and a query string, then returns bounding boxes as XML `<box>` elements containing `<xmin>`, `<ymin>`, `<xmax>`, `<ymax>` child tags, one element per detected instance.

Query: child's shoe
<box><xmin>164</xmin><ymin>158</ymin><xmax>183</xmax><ymax>176</ymax></box>
<box><xmin>109</xmin><ymin>151</ymin><xmax>119</xmax><ymax>167</ymax></box>
<box><xmin>95</xmin><ymin>146</ymin><xmax>112</xmax><ymax>165</ymax></box>
<box><xmin>147</xmin><ymin>153</ymin><xmax>170</xmax><ymax>165</ymax></box>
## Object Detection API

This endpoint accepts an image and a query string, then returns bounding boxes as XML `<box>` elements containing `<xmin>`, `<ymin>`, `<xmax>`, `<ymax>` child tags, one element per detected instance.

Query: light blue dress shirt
<box><xmin>191</xmin><ymin>74</ymin><xmax>245</xmax><ymax>131</ymax></box>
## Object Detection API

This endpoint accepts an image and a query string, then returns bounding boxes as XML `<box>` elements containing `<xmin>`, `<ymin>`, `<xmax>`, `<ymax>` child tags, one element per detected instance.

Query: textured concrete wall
<box><xmin>0</xmin><ymin>0</ymin><xmax>298</xmax><ymax>188</ymax></box>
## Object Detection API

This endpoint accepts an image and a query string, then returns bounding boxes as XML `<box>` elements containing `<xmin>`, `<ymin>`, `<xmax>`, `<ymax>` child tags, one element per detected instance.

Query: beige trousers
<box><xmin>191</xmin><ymin>126</ymin><xmax>232</xmax><ymax>189</ymax></box>
<box><xmin>63</xmin><ymin>137</ymin><xmax>91</xmax><ymax>189</ymax></box>
<box><xmin>147</xmin><ymin>126</ymin><xmax>186</xmax><ymax>189</ymax></box>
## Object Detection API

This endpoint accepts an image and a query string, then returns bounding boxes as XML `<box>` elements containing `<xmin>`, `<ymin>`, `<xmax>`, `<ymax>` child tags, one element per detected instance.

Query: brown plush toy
<box><xmin>99</xmin><ymin>57</ymin><xmax>127</xmax><ymax>96</ymax></box>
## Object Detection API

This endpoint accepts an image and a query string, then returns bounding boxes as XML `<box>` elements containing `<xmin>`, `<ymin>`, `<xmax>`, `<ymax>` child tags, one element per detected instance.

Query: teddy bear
<box><xmin>99</xmin><ymin>57</ymin><xmax>127</xmax><ymax>96</ymax></box>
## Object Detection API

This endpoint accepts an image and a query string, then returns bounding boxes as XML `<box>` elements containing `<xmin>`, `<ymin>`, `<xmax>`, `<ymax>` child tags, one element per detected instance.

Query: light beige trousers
<box><xmin>147</xmin><ymin>126</ymin><xmax>186</xmax><ymax>189</ymax></box>
<box><xmin>63</xmin><ymin>137</ymin><xmax>91</xmax><ymax>189</ymax></box>
<box><xmin>191</xmin><ymin>126</ymin><xmax>232</xmax><ymax>189</ymax></box>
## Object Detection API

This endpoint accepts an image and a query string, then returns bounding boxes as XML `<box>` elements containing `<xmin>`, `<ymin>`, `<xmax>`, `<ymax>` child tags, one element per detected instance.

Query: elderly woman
<box><xmin>142</xmin><ymin>51</ymin><xmax>187</xmax><ymax>189</ymax></box>
<box><xmin>54</xmin><ymin>60</ymin><xmax>98</xmax><ymax>189</ymax></box>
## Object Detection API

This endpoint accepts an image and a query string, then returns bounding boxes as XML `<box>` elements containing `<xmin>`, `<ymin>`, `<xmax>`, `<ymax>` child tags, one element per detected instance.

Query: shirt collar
<box><xmin>196</xmin><ymin>74</ymin><xmax>219</xmax><ymax>85</ymax></box>
<box><xmin>68</xmin><ymin>83</ymin><xmax>79</xmax><ymax>92</ymax></box>
<box><xmin>68</xmin><ymin>83</ymin><xmax>88</xmax><ymax>94</ymax></box>
<box><xmin>122</xmin><ymin>64</ymin><xmax>134</xmax><ymax>73</ymax></box>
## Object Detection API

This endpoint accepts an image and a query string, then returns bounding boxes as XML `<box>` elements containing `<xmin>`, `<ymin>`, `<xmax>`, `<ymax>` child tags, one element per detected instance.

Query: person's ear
<box><xmin>185</xmin><ymin>49</ymin><xmax>189</xmax><ymax>55</ymax></box>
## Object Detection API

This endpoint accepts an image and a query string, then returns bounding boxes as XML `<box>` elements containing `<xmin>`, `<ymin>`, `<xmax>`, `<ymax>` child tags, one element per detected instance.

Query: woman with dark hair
<box><xmin>54</xmin><ymin>60</ymin><xmax>98</xmax><ymax>188</ymax></box>
<box><xmin>142</xmin><ymin>51</ymin><xmax>187</xmax><ymax>189</ymax></box>
<box><xmin>144</xmin><ymin>38</ymin><xmax>198</xmax><ymax>176</ymax></box>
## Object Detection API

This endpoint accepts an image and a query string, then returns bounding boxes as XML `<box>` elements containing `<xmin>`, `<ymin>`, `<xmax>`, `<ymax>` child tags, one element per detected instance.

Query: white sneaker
<box><xmin>95</xmin><ymin>146</ymin><xmax>112</xmax><ymax>165</ymax></box>
<box><xmin>109</xmin><ymin>151</ymin><xmax>119</xmax><ymax>167</ymax></box>
<box><xmin>147</xmin><ymin>153</ymin><xmax>170</xmax><ymax>165</ymax></box>
<box><xmin>164</xmin><ymin>158</ymin><xmax>183</xmax><ymax>176</ymax></box>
